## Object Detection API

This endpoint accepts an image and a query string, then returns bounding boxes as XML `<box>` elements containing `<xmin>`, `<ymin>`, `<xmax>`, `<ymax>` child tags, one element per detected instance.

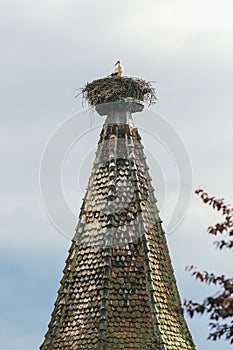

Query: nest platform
<box><xmin>81</xmin><ymin>76</ymin><xmax>156</xmax><ymax>115</ymax></box>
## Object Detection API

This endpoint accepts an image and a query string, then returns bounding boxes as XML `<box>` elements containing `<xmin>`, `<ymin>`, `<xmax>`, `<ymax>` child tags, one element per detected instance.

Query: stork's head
<box><xmin>115</xmin><ymin>60</ymin><xmax>121</xmax><ymax>65</ymax></box>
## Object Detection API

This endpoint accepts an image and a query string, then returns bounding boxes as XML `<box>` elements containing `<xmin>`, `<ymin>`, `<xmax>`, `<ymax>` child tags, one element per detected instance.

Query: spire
<box><xmin>40</xmin><ymin>77</ymin><xmax>196</xmax><ymax>350</ymax></box>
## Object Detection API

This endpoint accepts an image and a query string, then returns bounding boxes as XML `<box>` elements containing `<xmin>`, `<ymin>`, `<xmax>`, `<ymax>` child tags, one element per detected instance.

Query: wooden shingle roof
<box><xmin>40</xmin><ymin>104</ymin><xmax>196</xmax><ymax>350</ymax></box>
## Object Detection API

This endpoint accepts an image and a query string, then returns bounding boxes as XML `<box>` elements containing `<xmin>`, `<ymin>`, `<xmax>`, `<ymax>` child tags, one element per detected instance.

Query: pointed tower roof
<box><xmin>40</xmin><ymin>77</ymin><xmax>196</xmax><ymax>350</ymax></box>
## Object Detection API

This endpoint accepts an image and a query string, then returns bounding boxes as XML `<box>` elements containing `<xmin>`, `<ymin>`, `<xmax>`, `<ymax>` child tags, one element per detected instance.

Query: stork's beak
<box><xmin>115</xmin><ymin>60</ymin><xmax>120</xmax><ymax>65</ymax></box>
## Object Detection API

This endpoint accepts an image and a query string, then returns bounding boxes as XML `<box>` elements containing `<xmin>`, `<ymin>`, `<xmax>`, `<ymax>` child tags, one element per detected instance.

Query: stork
<box><xmin>110</xmin><ymin>60</ymin><xmax>124</xmax><ymax>77</ymax></box>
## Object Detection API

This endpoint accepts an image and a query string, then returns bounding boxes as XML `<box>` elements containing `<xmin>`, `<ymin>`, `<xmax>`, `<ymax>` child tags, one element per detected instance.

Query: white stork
<box><xmin>111</xmin><ymin>60</ymin><xmax>124</xmax><ymax>77</ymax></box>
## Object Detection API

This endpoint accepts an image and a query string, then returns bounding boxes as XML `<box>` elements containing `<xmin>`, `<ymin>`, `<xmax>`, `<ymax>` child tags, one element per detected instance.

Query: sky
<box><xmin>1</xmin><ymin>0</ymin><xmax>233</xmax><ymax>349</ymax></box>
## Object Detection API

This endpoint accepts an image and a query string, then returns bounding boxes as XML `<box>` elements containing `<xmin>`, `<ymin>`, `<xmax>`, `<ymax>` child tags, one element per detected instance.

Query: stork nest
<box><xmin>80</xmin><ymin>76</ymin><xmax>156</xmax><ymax>107</ymax></box>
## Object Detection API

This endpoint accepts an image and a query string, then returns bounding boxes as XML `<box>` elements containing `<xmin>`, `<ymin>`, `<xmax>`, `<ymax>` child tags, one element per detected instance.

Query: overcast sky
<box><xmin>1</xmin><ymin>1</ymin><xmax>233</xmax><ymax>349</ymax></box>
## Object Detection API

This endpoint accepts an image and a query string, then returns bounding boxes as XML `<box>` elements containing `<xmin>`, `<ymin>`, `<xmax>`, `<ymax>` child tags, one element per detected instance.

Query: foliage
<box><xmin>184</xmin><ymin>189</ymin><xmax>233</xmax><ymax>343</ymax></box>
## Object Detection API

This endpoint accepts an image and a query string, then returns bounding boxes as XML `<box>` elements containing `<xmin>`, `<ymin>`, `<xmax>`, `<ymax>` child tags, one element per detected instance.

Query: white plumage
<box><xmin>111</xmin><ymin>60</ymin><xmax>124</xmax><ymax>77</ymax></box>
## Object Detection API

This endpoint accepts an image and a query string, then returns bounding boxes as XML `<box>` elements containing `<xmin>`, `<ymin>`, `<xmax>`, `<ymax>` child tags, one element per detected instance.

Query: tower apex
<box><xmin>40</xmin><ymin>73</ymin><xmax>196</xmax><ymax>350</ymax></box>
